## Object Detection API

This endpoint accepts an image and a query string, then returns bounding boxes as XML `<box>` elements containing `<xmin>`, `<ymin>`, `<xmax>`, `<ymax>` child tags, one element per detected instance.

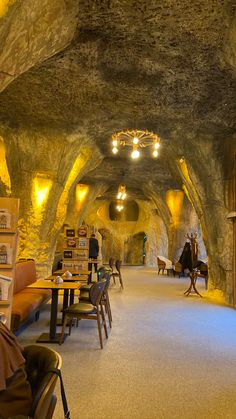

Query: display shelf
<box><xmin>0</xmin><ymin>264</ymin><xmax>13</xmax><ymax>269</ymax></box>
<box><xmin>0</xmin><ymin>300</ymin><xmax>10</xmax><ymax>306</ymax></box>
<box><xmin>0</xmin><ymin>229</ymin><xmax>16</xmax><ymax>234</ymax></box>
<box><xmin>0</xmin><ymin>197</ymin><xmax>19</xmax><ymax>328</ymax></box>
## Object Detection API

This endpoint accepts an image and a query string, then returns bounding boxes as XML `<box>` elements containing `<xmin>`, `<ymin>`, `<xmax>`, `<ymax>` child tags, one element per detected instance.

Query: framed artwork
<box><xmin>0</xmin><ymin>209</ymin><xmax>11</xmax><ymax>229</ymax></box>
<box><xmin>63</xmin><ymin>250</ymin><xmax>73</xmax><ymax>259</ymax></box>
<box><xmin>65</xmin><ymin>238</ymin><xmax>77</xmax><ymax>248</ymax></box>
<box><xmin>0</xmin><ymin>243</ymin><xmax>12</xmax><ymax>265</ymax></box>
<box><xmin>66</xmin><ymin>229</ymin><xmax>75</xmax><ymax>237</ymax></box>
<box><xmin>78</xmin><ymin>226</ymin><xmax>87</xmax><ymax>237</ymax></box>
<box><xmin>77</xmin><ymin>238</ymin><xmax>88</xmax><ymax>249</ymax></box>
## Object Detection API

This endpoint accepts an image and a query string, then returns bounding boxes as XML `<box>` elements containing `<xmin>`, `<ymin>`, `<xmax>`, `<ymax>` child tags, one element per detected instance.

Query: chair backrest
<box><xmin>157</xmin><ymin>257</ymin><xmax>166</xmax><ymax>269</ymax></box>
<box><xmin>89</xmin><ymin>281</ymin><xmax>106</xmax><ymax>306</ymax></box>
<box><xmin>115</xmin><ymin>260</ymin><xmax>122</xmax><ymax>273</ymax></box>
<box><xmin>22</xmin><ymin>345</ymin><xmax>62</xmax><ymax>419</ymax></box>
<box><xmin>97</xmin><ymin>266</ymin><xmax>107</xmax><ymax>281</ymax></box>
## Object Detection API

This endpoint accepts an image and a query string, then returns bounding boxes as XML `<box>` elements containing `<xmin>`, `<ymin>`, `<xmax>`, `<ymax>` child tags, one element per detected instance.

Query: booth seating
<box><xmin>11</xmin><ymin>260</ymin><xmax>51</xmax><ymax>332</ymax></box>
<box><xmin>157</xmin><ymin>256</ymin><xmax>173</xmax><ymax>275</ymax></box>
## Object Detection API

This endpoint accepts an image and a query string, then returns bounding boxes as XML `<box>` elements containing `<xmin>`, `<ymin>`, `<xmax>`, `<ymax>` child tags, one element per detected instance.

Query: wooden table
<box><xmin>45</xmin><ymin>274</ymin><xmax>88</xmax><ymax>306</ymax></box>
<box><xmin>27</xmin><ymin>280</ymin><xmax>81</xmax><ymax>343</ymax></box>
<box><xmin>53</xmin><ymin>269</ymin><xmax>91</xmax><ymax>276</ymax></box>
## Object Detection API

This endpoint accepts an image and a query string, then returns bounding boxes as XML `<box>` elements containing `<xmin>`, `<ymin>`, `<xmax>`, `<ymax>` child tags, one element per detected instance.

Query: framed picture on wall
<box><xmin>78</xmin><ymin>226</ymin><xmax>87</xmax><ymax>237</ymax></box>
<box><xmin>66</xmin><ymin>229</ymin><xmax>75</xmax><ymax>237</ymax></box>
<box><xmin>63</xmin><ymin>250</ymin><xmax>73</xmax><ymax>259</ymax></box>
<box><xmin>65</xmin><ymin>238</ymin><xmax>77</xmax><ymax>248</ymax></box>
<box><xmin>0</xmin><ymin>209</ymin><xmax>11</xmax><ymax>229</ymax></box>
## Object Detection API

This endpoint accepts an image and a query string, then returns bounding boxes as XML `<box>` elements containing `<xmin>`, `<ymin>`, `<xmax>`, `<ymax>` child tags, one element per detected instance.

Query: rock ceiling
<box><xmin>0</xmin><ymin>0</ymin><xmax>236</xmax><ymax>200</ymax></box>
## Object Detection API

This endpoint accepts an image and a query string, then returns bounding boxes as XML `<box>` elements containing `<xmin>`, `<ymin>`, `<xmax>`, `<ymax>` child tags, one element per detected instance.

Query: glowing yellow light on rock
<box><xmin>76</xmin><ymin>184</ymin><xmax>89</xmax><ymax>211</ymax></box>
<box><xmin>112</xmin><ymin>140</ymin><xmax>118</xmax><ymax>147</ymax></box>
<box><xmin>0</xmin><ymin>0</ymin><xmax>16</xmax><ymax>17</ymax></box>
<box><xmin>154</xmin><ymin>142</ymin><xmax>160</xmax><ymax>150</ymax></box>
<box><xmin>166</xmin><ymin>189</ymin><xmax>184</xmax><ymax>226</ymax></box>
<box><xmin>153</xmin><ymin>150</ymin><xmax>159</xmax><ymax>158</ymax></box>
<box><xmin>33</xmin><ymin>174</ymin><xmax>52</xmax><ymax>208</ymax></box>
<box><xmin>0</xmin><ymin>138</ymin><xmax>11</xmax><ymax>193</ymax></box>
<box><xmin>112</xmin><ymin>147</ymin><xmax>118</xmax><ymax>154</ymax></box>
<box><xmin>133</xmin><ymin>137</ymin><xmax>139</xmax><ymax>145</ymax></box>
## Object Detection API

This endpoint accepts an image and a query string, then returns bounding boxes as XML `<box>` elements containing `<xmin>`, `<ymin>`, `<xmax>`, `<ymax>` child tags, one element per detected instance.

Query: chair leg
<box><xmin>100</xmin><ymin>304</ymin><xmax>108</xmax><ymax>339</ymax></box>
<box><xmin>106</xmin><ymin>292</ymin><xmax>112</xmax><ymax>327</ymax></box>
<box><xmin>119</xmin><ymin>273</ymin><xmax>124</xmax><ymax>289</ymax></box>
<box><xmin>69</xmin><ymin>318</ymin><xmax>73</xmax><ymax>335</ymax></box>
<box><xmin>96</xmin><ymin>310</ymin><xmax>103</xmax><ymax>349</ymax></box>
<box><xmin>60</xmin><ymin>314</ymin><xmax>68</xmax><ymax>345</ymax></box>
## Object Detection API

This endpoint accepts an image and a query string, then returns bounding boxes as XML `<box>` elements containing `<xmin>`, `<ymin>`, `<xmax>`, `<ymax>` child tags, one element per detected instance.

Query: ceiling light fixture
<box><xmin>116</xmin><ymin>184</ymin><xmax>127</xmax><ymax>211</ymax></box>
<box><xmin>112</xmin><ymin>129</ymin><xmax>160</xmax><ymax>159</ymax></box>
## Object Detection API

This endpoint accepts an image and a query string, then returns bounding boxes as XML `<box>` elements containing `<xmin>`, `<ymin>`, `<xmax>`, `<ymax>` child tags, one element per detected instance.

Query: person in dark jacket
<box><xmin>89</xmin><ymin>233</ymin><xmax>99</xmax><ymax>273</ymax></box>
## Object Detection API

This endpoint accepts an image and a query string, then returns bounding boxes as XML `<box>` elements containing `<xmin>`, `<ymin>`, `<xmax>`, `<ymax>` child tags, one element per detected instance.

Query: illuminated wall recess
<box><xmin>0</xmin><ymin>138</ymin><xmax>11</xmax><ymax>194</ymax></box>
<box><xmin>0</xmin><ymin>0</ymin><xmax>16</xmax><ymax>18</ymax></box>
<box><xmin>166</xmin><ymin>189</ymin><xmax>184</xmax><ymax>226</ymax></box>
<box><xmin>76</xmin><ymin>184</ymin><xmax>89</xmax><ymax>211</ymax></box>
<box><xmin>33</xmin><ymin>173</ymin><xmax>53</xmax><ymax>208</ymax></box>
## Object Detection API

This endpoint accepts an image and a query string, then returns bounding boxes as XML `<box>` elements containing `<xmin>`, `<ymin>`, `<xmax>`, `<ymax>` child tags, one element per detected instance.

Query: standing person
<box><xmin>89</xmin><ymin>233</ymin><xmax>99</xmax><ymax>273</ymax></box>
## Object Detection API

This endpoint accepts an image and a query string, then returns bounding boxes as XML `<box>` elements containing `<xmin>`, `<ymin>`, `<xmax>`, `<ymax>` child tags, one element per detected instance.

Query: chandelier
<box><xmin>112</xmin><ymin>129</ymin><xmax>160</xmax><ymax>159</ymax></box>
<box><xmin>116</xmin><ymin>184</ymin><xmax>126</xmax><ymax>211</ymax></box>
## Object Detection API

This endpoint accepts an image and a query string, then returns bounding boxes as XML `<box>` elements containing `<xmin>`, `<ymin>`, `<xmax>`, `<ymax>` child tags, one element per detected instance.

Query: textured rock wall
<box><xmin>1</xmin><ymin>127</ymin><xmax>102</xmax><ymax>277</ymax></box>
<box><xmin>84</xmin><ymin>199</ymin><xmax>168</xmax><ymax>266</ymax></box>
<box><xmin>0</xmin><ymin>0</ymin><xmax>79</xmax><ymax>92</ymax></box>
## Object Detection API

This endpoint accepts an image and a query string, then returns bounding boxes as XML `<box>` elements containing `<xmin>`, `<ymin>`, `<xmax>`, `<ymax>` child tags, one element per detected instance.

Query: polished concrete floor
<box><xmin>18</xmin><ymin>267</ymin><xmax>236</xmax><ymax>419</ymax></box>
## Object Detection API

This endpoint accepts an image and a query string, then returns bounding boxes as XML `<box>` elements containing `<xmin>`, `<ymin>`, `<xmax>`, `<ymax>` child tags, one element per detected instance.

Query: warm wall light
<box><xmin>76</xmin><ymin>184</ymin><xmax>89</xmax><ymax>211</ymax></box>
<box><xmin>33</xmin><ymin>174</ymin><xmax>53</xmax><ymax>208</ymax></box>
<box><xmin>0</xmin><ymin>0</ymin><xmax>16</xmax><ymax>17</ymax></box>
<box><xmin>0</xmin><ymin>138</ymin><xmax>11</xmax><ymax>193</ymax></box>
<box><xmin>166</xmin><ymin>189</ymin><xmax>184</xmax><ymax>226</ymax></box>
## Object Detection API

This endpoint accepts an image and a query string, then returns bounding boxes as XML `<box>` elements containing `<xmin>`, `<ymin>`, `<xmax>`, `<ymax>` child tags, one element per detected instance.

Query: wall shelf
<box><xmin>0</xmin><ymin>300</ymin><xmax>10</xmax><ymax>306</ymax></box>
<box><xmin>0</xmin><ymin>264</ymin><xmax>13</xmax><ymax>269</ymax></box>
<box><xmin>0</xmin><ymin>197</ymin><xmax>19</xmax><ymax>328</ymax></box>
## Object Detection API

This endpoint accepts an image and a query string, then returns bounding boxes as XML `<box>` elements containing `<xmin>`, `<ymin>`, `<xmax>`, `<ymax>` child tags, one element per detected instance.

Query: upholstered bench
<box><xmin>11</xmin><ymin>260</ymin><xmax>51</xmax><ymax>332</ymax></box>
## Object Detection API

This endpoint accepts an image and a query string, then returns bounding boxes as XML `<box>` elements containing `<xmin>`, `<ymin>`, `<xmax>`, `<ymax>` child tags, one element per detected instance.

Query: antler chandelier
<box><xmin>112</xmin><ymin>129</ymin><xmax>160</xmax><ymax>159</ymax></box>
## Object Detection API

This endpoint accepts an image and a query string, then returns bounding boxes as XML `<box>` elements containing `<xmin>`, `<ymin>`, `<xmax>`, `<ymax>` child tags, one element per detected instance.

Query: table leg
<box><xmin>36</xmin><ymin>289</ymin><xmax>68</xmax><ymax>343</ymax></box>
<box><xmin>69</xmin><ymin>289</ymin><xmax>75</xmax><ymax>305</ymax></box>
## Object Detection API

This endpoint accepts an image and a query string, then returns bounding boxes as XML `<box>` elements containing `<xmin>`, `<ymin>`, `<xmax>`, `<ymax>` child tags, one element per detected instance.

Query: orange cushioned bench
<box><xmin>11</xmin><ymin>260</ymin><xmax>51</xmax><ymax>332</ymax></box>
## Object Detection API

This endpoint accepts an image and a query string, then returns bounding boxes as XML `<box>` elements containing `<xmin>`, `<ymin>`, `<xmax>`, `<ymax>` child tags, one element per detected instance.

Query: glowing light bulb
<box><xmin>153</xmin><ymin>150</ymin><xmax>159</xmax><ymax>158</ymax></box>
<box><xmin>131</xmin><ymin>149</ymin><xmax>140</xmax><ymax>159</ymax></box>
<box><xmin>133</xmin><ymin>137</ymin><xmax>139</xmax><ymax>145</ymax></box>
<box><xmin>112</xmin><ymin>140</ymin><xmax>118</xmax><ymax>147</ymax></box>
<box><xmin>122</xmin><ymin>193</ymin><xmax>127</xmax><ymax>200</ymax></box>
<box><xmin>112</xmin><ymin>147</ymin><xmax>118</xmax><ymax>154</ymax></box>
<box><xmin>154</xmin><ymin>142</ymin><xmax>160</xmax><ymax>149</ymax></box>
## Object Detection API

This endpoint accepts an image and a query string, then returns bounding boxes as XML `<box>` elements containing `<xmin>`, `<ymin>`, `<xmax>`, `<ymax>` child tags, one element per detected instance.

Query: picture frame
<box><xmin>66</xmin><ymin>229</ymin><xmax>75</xmax><ymax>237</ymax></box>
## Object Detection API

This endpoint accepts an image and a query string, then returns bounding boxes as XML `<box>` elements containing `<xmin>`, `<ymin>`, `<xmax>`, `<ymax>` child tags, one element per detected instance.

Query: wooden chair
<box><xmin>111</xmin><ymin>260</ymin><xmax>124</xmax><ymax>289</ymax></box>
<box><xmin>173</xmin><ymin>262</ymin><xmax>183</xmax><ymax>278</ymax></box>
<box><xmin>60</xmin><ymin>281</ymin><xmax>108</xmax><ymax>349</ymax></box>
<box><xmin>79</xmin><ymin>270</ymin><xmax>112</xmax><ymax>328</ymax></box>
<box><xmin>194</xmin><ymin>263</ymin><xmax>208</xmax><ymax>289</ymax></box>
<box><xmin>157</xmin><ymin>257</ymin><xmax>166</xmax><ymax>274</ymax></box>
<box><xmin>22</xmin><ymin>345</ymin><xmax>62</xmax><ymax>419</ymax></box>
